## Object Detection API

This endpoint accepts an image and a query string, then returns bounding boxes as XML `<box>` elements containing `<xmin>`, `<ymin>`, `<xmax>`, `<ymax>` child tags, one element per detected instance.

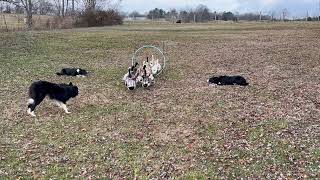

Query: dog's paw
<box><xmin>65</xmin><ymin>111</ymin><xmax>71</xmax><ymax>114</ymax></box>
<box><xmin>27</xmin><ymin>109</ymin><xmax>36</xmax><ymax>117</ymax></box>
<box><xmin>28</xmin><ymin>112</ymin><xmax>36</xmax><ymax>117</ymax></box>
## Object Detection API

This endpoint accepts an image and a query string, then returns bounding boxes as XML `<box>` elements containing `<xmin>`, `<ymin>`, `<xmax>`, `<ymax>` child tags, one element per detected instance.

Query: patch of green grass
<box><xmin>207</xmin><ymin>125</ymin><xmax>218</xmax><ymax>136</ymax></box>
<box><xmin>163</xmin><ymin>69</ymin><xmax>182</xmax><ymax>81</ymax></box>
<box><xmin>263</xmin><ymin>119</ymin><xmax>289</xmax><ymax>131</ymax></box>
<box><xmin>307</xmin><ymin>163</ymin><xmax>320</xmax><ymax>177</ymax></box>
<box><xmin>216</xmin><ymin>100</ymin><xmax>225</xmax><ymax>108</ymax></box>
<box><xmin>179</xmin><ymin>171</ymin><xmax>216</xmax><ymax>180</ymax></box>
<box><xmin>248</xmin><ymin>160</ymin><xmax>269</xmax><ymax>176</ymax></box>
<box><xmin>83</xmin><ymin>104</ymin><xmax>125</xmax><ymax>116</ymax></box>
<box><xmin>95</xmin><ymin>67</ymin><xmax>124</xmax><ymax>81</ymax></box>
<box><xmin>0</xmin><ymin>149</ymin><xmax>30</xmax><ymax>178</ymax></box>
<box><xmin>249</xmin><ymin>126</ymin><xmax>264</xmax><ymax>142</ymax></box>
<box><xmin>313</xmin><ymin>148</ymin><xmax>320</xmax><ymax>158</ymax></box>
<box><xmin>45</xmin><ymin>165</ymin><xmax>72</xmax><ymax>179</ymax></box>
<box><xmin>271</xmin><ymin>140</ymin><xmax>292</xmax><ymax>165</ymax></box>
<box><xmin>249</xmin><ymin>119</ymin><xmax>289</xmax><ymax>142</ymax></box>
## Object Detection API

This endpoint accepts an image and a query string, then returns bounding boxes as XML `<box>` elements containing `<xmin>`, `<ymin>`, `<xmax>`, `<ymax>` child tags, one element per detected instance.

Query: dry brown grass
<box><xmin>0</xmin><ymin>22</ymin><xmax>320</xmax><ymax>178</ymax></box>
<box><xmin>0</xmin><ymin>13</ymin><xmax>72</xmax><ymax>31</ymax></box>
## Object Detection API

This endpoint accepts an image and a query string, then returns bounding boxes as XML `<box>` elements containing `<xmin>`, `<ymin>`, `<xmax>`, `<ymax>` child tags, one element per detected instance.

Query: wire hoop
<box><xmin>131</xmin><ymin>45</ymin><xmax>166</xmax><ymax>76</ymax></box>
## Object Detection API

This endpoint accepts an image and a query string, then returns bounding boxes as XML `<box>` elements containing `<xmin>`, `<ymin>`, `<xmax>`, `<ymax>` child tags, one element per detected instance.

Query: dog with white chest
<box><xmin>57</xmin><ymin>68</ymin><xmax>88</xmax><ymax>77</ymax></box>
<box><xmin>27</xmin><ymin>81</ymin><xmax>79</xmax><ymax>117</ymax></box>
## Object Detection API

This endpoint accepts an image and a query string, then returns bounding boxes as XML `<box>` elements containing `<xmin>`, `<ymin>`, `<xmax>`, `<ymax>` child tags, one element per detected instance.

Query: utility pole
<box><xmin>72</xmin><ymin>0</ymin><xmax>75</xmax><ymax>15</ymax></box>
<box><xmin>260</xmin><ymin>11</ymin><xmax>262</xmax><ymax>21</ymax></box>
<box><xmin>306</xmin><ymin>10</ymin><xmax>309</xmax><ymax>21</ymax></box>
<box><xmin>62</xmin><ymin>0</ymin><xmax>65</xmax><ymax>17</ymax></box>
<box><xmin>318</xmin><ymin>0</ymin><xmax>320</xmax><ymax>21</ymax></box>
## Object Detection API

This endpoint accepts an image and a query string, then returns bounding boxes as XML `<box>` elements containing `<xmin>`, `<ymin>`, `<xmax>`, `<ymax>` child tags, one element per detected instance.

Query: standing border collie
<box><xmin>27</xmin><ymin>81</ymin><xmax>79</xmax><ymax>117</ymax></box>
<box><xmin>56</xmin><ymin>68</ymin><xmax>88</xmax><ymax>77</ymax></box>
<box><xmin>208</xmin><ymin>76</ymin><xmax>249</xmax><ymax>86</ymax></box>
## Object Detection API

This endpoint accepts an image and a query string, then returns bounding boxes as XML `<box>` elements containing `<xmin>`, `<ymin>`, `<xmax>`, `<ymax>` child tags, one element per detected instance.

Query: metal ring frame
<box><xmin>131</xmin><ymin>45</ymin><xmax>166</xmax><ymax>76</ymax></box>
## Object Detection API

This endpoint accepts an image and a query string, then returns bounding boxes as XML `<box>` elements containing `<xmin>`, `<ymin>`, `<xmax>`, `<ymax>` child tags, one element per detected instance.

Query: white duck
<box><xmin>155</xmin><ymin>59</ymin><xmax>162</xmax><ymax>72</ymax></box>
<box><xmin>151</xmin><ymin>55</ymin><xmax>158</xmax><ymax>75</ymax></box>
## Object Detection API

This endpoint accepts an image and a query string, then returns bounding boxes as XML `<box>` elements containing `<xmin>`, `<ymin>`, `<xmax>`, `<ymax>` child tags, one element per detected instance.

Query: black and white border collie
<box><xmin>27</xmin><ymin>81</ymin><xmax>79</xmax><ymax>117</ymax></box>
<box><xmin>208</xmin><ymin>76</ymin><xmax>249</xmax><ymax>86</ymax></box>
<box><xmin>57</xmin><ymin>68</ymin><xmax>88</xmax><ymax>77</ymax></box>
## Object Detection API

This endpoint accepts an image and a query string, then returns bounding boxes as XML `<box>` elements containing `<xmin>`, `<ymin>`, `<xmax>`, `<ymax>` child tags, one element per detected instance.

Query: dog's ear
<box><xmin>69</xmin><ymin>82</ymin><xmax>73</xmax><ymax>86</ymax></box>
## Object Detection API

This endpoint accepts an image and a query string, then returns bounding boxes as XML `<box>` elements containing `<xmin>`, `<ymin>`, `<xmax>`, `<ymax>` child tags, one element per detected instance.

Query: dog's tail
<box><xmin>27</xmin><ymin>98</ymin><xmax>35</xmax><ymax>108</ymax></box>
<box><xmin>27</xmin><ymin>98</ymin><xmax>36</xmax><ymax>117</ymax></box>
<box><xmin>27</xmin><ymin>99</ymin><xmax>37</xmax><ymax>117</ymax></box>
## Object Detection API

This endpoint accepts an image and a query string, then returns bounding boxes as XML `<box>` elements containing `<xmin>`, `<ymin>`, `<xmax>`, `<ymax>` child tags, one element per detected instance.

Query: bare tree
<box><xmin>166</xmin><ymin>9</ymin><xmax>178</xmax><ymax>22</ymax></box>
<box><xmin>53</xmin><ymin>0</ymin><xmax>73</xmax><ymax>17</ymax></box>
<box><xmin>53</xmin><ymin>0</ymin><xmax>61</xmax><ymax>16</ymax></box>
<box><xmin>83</xmin><ymin>0</ymin><xmax>122</xmax><ymax>11</ymax></box>
<box><xmin>4</xmin><ymin>4</ymin><xmax>11</xmax><ymax>13</ymax></box>
<box><xmin>38</xmin><ymin>1</ymin><xmax>54</xmax><ymax>15</ymax></box>
<box><xmin>282</xmin><ymin>8</ymin><xmax>289</xmax><ymax>21</ymax></box>
<box><xmin>318</xmin><ymin>0</ymin><xmax>320</xmax><ymax>21</ymax></box>
<box><xmin>71</xmin><ymin>0</ymin><xmax>74</xmax><ymax>13</ymax></box>
<box><xmin>259</xmin><ymin>11</ymin><xmax>262</xmax><ymax>21</ymax></box>
<box><xmin>195</xmin><ymin>4</ymin><xmax>211</xmax><ymax>22</ymax></box>
<box><xmin>270</xmin><ymin>11</ymin><xmax>276</xmax><ymax>21</ymax></box>
<box><xmin>62</xmin><ymin>0</ymin><xmax>64</xmax><ymax>16</ymax></box>
<box><xmin>0</xmin><ymin>0</ymin><xmax>34</xmax><ymax>29</ymax></box>
<box><xmin>0</xmin><ymin>2</ymin><xmax>4</xmax><ymax>12</ymax></box>
<box><xmin>129</xmin><ymin>11</ymin><xmax>141</xmax><ymax>20</ymax></box>
<box><xmin>53</xmin><ymin>0</ymin><xmax>70</xmax><ymax>16</ymax></box>
<box><xmin>84</xmin><ymin>0</ymin><xmax>96</xmax><ymax>11</ymax></box>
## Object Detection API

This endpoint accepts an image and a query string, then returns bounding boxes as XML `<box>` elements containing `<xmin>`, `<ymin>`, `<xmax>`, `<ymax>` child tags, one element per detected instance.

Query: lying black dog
<box><xmin>57</xmin><ymin>68</ymin><xmax>88</xmax><ymax>77</ymax></box>
<box><xmin>208</xmin><ymin>76</ymin><xmax>249</xmax><ymax>86</ymax></box>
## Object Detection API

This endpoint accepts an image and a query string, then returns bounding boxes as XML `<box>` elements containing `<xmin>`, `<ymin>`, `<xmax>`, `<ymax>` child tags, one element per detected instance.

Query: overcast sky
<box><xmin>120</xmin><ymin>0</ymin><xmax>320</xmax><ymax>17</ymax></box>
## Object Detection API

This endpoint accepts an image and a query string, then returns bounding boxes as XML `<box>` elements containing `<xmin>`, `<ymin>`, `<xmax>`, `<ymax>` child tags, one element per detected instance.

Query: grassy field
<box><xmin>1</xmin><ymin>22</ymin><xmax>320</xmax><ymax>179</ymax></box>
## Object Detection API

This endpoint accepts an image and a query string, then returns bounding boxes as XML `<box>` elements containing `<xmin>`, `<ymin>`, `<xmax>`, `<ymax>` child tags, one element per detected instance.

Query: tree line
<box><xmin>143</xmin><ymin>6</ymin><xmax>255</xmax><ymax>22</ymax></box>
<box><xmin>128</xmin><ymin>4</ymin><xmax>320</xmax><ymax>22</ymax></box>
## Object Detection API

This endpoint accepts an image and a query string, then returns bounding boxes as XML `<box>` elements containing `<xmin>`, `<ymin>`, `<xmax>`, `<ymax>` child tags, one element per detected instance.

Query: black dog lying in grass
<box><xmin>57</xmin><ymin>68</ymin><xmax>88</xmax><ymax>77</ymax></box>
<box><xmin>208</xmin><ymin>76</ymin><xmax>249</xmax><ymax>86</ymax></box>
